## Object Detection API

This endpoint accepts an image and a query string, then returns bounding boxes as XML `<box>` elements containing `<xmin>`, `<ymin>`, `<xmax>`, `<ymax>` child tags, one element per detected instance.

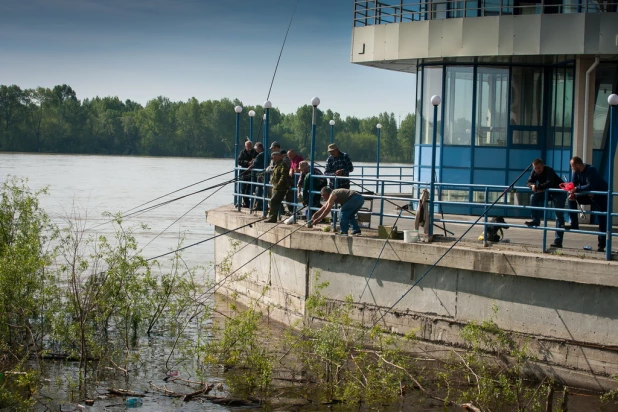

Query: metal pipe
<box><xmin>583</xmin><ymin>56</ymin><xmax>600</xmax><ymax>163</ymax></box>
<box><xmin>308</xmin><ymin>97</ymin><xmax>320</xmax><ymax>226</ymax></box>
<box><xmin>429</xmin><ymin>96</ymin><xmax>441</xmax><ymax>241</ymax></box>
<box><xmin>234</xmin><ymin>106</ymin><xmax>242</xmax><ymax>211</ymax></box>
<box><xmin>606</xmin><ymin>95</ymin><xmax>617</xmax><ymax>260</ymax></box>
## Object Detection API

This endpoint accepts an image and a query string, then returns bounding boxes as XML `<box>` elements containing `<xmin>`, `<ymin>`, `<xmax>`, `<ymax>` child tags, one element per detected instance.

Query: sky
<box><xmin>0</xmin><ymin>0</ymin><xmax>416</xmax><ymax>119</ymax></box>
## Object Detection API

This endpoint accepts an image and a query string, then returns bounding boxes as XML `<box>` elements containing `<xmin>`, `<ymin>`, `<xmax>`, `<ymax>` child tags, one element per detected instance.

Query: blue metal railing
<box><xmin>232</xmin><ymin>167</ymin><xmax>616</xmax><ymax>260</ymax></box>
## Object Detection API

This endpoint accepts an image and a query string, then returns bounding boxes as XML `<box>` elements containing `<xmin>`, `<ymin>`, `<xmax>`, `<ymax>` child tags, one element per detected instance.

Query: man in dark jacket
<box><xmin>247</xmin><ymin>142</ymin><xmax>266</xmax><ymax>211</ymax></box>
<box><xmin>324</xmin><ymin>143</ymin><xmax>354</xmax><ymax>189</ymax></box>
<box><xmin>267</xmin><ymin>151</ymin><xmax>290</xmax><ymax>223</ymax></box>
<box><xmin>525</xmin><ymin>158</ymin><xmax>567</xmax><ymax>248</ymax></box>
<box><xmin>565</xmin><ymin>156</ymin><xmax>609</xmax><ymax>252</ymax></box>
<box><xmin>237</xmin><ymin>140</ymin><xmax>256</xmax><ymax>208</ymax></box>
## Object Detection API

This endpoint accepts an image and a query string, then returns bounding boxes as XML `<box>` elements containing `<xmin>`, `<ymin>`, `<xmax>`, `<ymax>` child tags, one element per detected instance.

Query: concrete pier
<box><xmin>207</xmin><ymin>205</ymin><xmax>618</xmax><ymax>391</ymax></box>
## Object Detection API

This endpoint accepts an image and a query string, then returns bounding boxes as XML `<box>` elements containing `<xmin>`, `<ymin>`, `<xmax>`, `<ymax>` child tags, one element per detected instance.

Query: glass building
<box><xmin>352</xmin><ymin>0</ymin><xmax>618</xmax><ymax>216</ymax></box>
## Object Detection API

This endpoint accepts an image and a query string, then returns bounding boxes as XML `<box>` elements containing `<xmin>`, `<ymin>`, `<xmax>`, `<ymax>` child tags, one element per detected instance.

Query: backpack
<box><xmin>486</xmin><ymin>216</ymin><xmax>508</xmax><ymax>242</ymax></box>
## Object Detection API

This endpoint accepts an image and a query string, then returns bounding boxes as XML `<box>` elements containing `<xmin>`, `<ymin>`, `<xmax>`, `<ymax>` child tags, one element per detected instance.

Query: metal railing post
<box><xmin>606</xmin><ymin>95</ymin><xmax>617</xmax><ymax>260</ymax></box>
<box><xmin>428</xmin><ymin>95</ymin><xmax>441</xmax><ymax>241</ymax></box>
<box><xmin>376</xmin><ymin>123</ymin><xmax>382</xmax><ymax>194</ymax></box>
<box><xmin>308</xmin><ymin>97</ymin><xmax>320</xmax><ymax>227</ymax></box>
<box><xmin>262</xmin><ymin>102</ymin><xmax>272</xmax><ymax>217</ymax></box>
<box><xmin>234</xmin><ymin>105</ymin><xmax>242</xmax><ymax>211</ymax></box>
<box><xmin>380</xmin><ymin>181</ymin><xmax>385</xmax><ymax>227</ymax></box>
<box><xmin>542</xmin><ymin>190</ymin><xmax>549</xmax><ymax>252</ymax></box>
<box><xmin>483</xmin><ymin>187</ymin><xmax>489</xmax><ymax>247</ymax></box>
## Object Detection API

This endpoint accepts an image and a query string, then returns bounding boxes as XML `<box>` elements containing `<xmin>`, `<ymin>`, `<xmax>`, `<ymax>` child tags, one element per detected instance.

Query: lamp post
<box><xmin>428</xmin><ymin>95</ymin><xmax>441</xmax><ymax>242</ymax></box>
<box><xmin>606</xmin><ymin>93</ymin><xmax>618</xmax><ymax>260</ymax></box>
<box><xmin>248</xmin><ymin>110</ymin><xmax>255</xmax><ymax>142</ymax></box>
<box><xmin>376</xmin><ymin>123</ymin><xmax>382</xmax><ymax>194</ymax></box>
<box><xmin>234</xmin><ymin>105</ymin><xmax>243</xmax><ymax>211</ymax></box>
<box><xmin>329</xmin><ymin>119</ymin><xmax>335</xmax><ymax>144</ymax></box>
<box><xmin>262</xmin><ymin>101</ymin><xmax>272</xmax><ymax>217</ymax></box>
<box><xmin>308</xmin><ymin>97</ymin><xmax>320</xmax><ymax>227</ymax></box>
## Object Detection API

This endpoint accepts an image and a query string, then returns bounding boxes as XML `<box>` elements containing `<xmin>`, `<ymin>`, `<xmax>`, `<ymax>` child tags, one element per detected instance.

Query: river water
<box><xmin>0</xmin><ymin>153</ymin><xmax>611</xmax><ymax>411</ymax></box>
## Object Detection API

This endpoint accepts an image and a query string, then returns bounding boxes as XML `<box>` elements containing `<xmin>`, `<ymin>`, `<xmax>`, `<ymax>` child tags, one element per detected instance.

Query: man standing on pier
<box><xmin>237</xmin><ymin>140</ymin><xmax>256</xmax><ymax>208</ymax></box>
<box><xmin>267</xmin><ymin>151</ymin><xmax>290</xmax><ymax>223</ymax></box>
<box><xmin>524</xmin><ymin>158</ymin><xmax>567</xmax><ymax>248</ymax></box>
<box><xmin>324</xmin><ymin>143</ymin><xmax>354</xmax><ymax>189</ymax></box>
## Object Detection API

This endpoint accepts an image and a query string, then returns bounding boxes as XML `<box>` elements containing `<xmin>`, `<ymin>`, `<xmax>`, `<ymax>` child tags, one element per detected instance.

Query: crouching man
<box><xmin>311</xmin><ymin>187</ymin><xmax>364</xmax><ymax>236</ymax></box>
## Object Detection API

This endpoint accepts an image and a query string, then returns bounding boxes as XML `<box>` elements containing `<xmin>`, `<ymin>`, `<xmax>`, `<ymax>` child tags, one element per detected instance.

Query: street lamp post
<box><xmin>248</xmin><ymin>110</ymin><xmax>256</xmax><ymax>142</ymax></box>
<box><xmin>606</xmin><ymin>93</ymin><xmax>618</xmax><ymax>260</ymax></box>
<box><xmin>262</xmin><ymin>101</ymin><xmax>272</xmax><ymax>217</ymax></box>
<box><xmin>308</xmin><ymin>97</ymin><xmax>320</xmax><ymax>227</ymax></box>
<box><xmin>376</xmin><ymin>123</ymin><xmax>382</xmax><ymax>194</ymax></box>
<box><xmin>234</xmin><ymin>105</ymin><xmax>243</xmax><ymax>211</ymax></box>
<box><xmin>428</xmin><ymin>95</ymin><xmax>441</xmax><ymax>242</ymax></box>
<box><xmin>329</xmin><ymin>119</ymin><xmax>335</xmax><ymax>144</ymax></box>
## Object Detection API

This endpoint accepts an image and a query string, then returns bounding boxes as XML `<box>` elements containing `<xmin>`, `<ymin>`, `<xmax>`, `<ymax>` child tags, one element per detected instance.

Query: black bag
<box><xmin>486</xmin><ymin>216</ymin><xmax>508</xmax><ymax>242</ymax></box>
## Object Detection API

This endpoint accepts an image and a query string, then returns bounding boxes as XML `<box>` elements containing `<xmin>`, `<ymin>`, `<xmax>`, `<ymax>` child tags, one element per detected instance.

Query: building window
<box><xmin>592</xmin><ymin>65</ymin><xmax>618</xmax><ymax>150</ymax></box>
<box><xmin>444</xmin><ymin>66</ymin><xmax>474</xmax><ymax>145</ymax></box>
<box><xmin>511</xmin><ymin>66</ymin><xmax>544</xmax><ymax>145</ymax></box>
<box><xmin>549</xmin><ymin>66</ymin><xmax>574</xmax><ymax>148</ymax></box>
<box><xmin>421</xmin><ymin>66</ymin><xmax>443</xmax><ymax>144</ymax></box>
<box><xmin>475</xmin><ymin>67</ymin><xmax>509</xmax><ymax>146</ymax></box>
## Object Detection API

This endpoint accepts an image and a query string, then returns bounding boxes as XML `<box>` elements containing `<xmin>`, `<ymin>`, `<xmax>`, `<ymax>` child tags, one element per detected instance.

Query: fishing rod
<box><xmin>364</xmin><ymin>164</ymin><xmax>532</xmax><ymax>332</ymax></box>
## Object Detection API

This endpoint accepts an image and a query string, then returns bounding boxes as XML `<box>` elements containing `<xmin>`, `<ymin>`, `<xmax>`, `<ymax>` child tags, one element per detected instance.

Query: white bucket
<box><xmin>403</xmin><ymin>230</ymin><xmax>417</xmax><ymax>243</ymax></box>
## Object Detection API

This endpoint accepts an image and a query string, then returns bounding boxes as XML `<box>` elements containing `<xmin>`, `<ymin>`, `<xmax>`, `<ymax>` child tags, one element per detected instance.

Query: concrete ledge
<box><xmin>208</xmin><ymin>206</ymin><xmax>618</xmax><ymax>391</ymax></box>
<box><xmin>206</xmin><ymin>206</ymin><xmax>618</xmax><ymax>287</ymax></box>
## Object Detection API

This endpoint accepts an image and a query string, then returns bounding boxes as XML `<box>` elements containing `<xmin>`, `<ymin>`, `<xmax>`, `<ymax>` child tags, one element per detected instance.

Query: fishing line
<box><xmin>250</xmin><ymin>0</ymin><xmax>301</xmax><ymax>145</ymax></box>
<box><xmin>364</xmin><ymin>164</ymin><xmax>532</xmax><ymax>333</ymax></box>
<box><xmin>140</xmin><ymin>183</ymin><xmax>228</xmax><ymax>252</ymax></box>
<box><xmin>122</xmin><ymin>169</ymin><xmax>234</xmax><ymax>216</ymax></box>
<box><xmin>147</xmin><ymin>215</ymin><xmax>267</xmax><ymax>262</ymax></box>
<box><xmin>164</xmin><ymin>213</ymin><xmax>308</xmax><ymax>367</ymax></box>
<box><xmin>87</xmin><ymin>173</ymin><xmax>244</xmax><ymax>231</ymax></box>
<box><xmin>358</xmin><ymin>207</ymin><xmax>404</xmax><ymax>302</ymax></box>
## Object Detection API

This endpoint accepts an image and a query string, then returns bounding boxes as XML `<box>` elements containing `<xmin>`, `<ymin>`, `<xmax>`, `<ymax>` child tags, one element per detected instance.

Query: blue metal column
<box><xmin>234</xmin><ymin>105</ymin><xmax>242</xmax><ymax>211</ymax></box>
<box><xmin>263</xmin><ymin>101</ymin><xmax>272</xmax><ymax>217</ymax></box>
<box><xmin>308</xmin><ymin>97</ymin><xmax>320</xmax><ymax>227</ymax></box>
<box><xmin>248</xmin><ymin>110</ymin><xmax>256</xmax><ymax>210</ymax></box>
<box><xmin>329</xmin><ymin>120</ymin><xmax>335</xmax><ymax>144</ymax></box>
<box><xmin>376</xmin><ymin>123</ymin><xmax>382</xmax><ymax>194</ymax></box>
<box><xmin>428</xmin><ymin>96</ymin><xmax>441</xmax><ymax>241</ymax></box>
<box><xmin>606</xmin><ymin>95</ymin><xmax>617</xmax><ymax>260</ymax></box>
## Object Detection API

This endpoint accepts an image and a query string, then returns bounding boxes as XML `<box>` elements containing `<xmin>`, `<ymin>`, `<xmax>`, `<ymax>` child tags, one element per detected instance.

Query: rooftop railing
<box><xmin>353</xmin><ymin>0</ymin><xmax>618</xmax><ymax>27</ymax></box>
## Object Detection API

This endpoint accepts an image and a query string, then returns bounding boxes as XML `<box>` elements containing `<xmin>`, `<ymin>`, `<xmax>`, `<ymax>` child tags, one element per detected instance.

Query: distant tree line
<box><xmin>0</xmin><ymin>84</ymin><xmax>416</xmax><ymax>163</ymax></box>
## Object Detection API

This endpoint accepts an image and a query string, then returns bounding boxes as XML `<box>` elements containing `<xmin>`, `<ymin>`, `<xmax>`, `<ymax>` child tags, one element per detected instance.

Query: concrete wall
<box><xmin>351</xmin><ymin>13</ymin><xmax>618</xmax><ymax>65</ymax></box>
<box><xmin>209</xmin><ymin>208</ymin><xmax>618</xmax><ymax>391</ymax></box>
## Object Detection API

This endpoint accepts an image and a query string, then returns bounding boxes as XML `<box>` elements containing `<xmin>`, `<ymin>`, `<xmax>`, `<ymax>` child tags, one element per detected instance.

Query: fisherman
<box><xmin>524</xmin><ymin>158</ymin><xmax>566</xmax><ymax>248</ymax></box>
<box><xmin>324</xmin><ymin>143</ymin><xmax>354</xmax><ymax>189</ymax></box>
<box><xmin>237</xmin><ymin>140</ymin><xmax>256</xmax><ymax>208</ymax></box>
<box><xmin>247</xmin><ymin>142</ymin><xmax>266</xmax><ymax>211</ymax></box>
<box><xmin>311</xmin><ymin>186</ymin><xmax>364</xmax><ymax>236</ymax></box>
<box><xmin>565</xmin><ymin>156</ymin><xmax>609</xmax><ymax>252</ymax></box>
<box><xmin>267</xmin><ymin>151</ymin><xmax>290</xmax><ymax>223</ymax></box>
<box><xmin>297</xmin><ymin>160</ymin><xmax>326</xmax><ymax>209</ymax></box>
